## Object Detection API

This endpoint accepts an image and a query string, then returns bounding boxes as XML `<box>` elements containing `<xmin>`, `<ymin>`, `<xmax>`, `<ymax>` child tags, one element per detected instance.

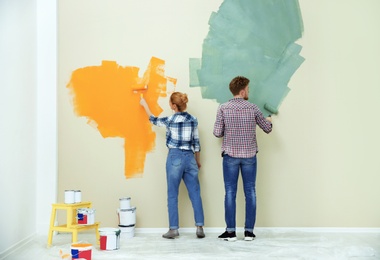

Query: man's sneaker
<box><xmin>218</xmin><ymin>231</ymin><xmax>237</xmax><ymax>241</ymax></box>
<box><xmin>196</xmin><ymin>226</ymin><xmax>205</xmax><ymax>238</ymax></box>
<box><xmin>244</xmin><ymin>231</ymin><xmax>256</xmax><ymax>241</ymax></box>
<box><xmin>162</xmin><ymin>229</ymin><xmax>179</xmax><ymax>239</ymax></box>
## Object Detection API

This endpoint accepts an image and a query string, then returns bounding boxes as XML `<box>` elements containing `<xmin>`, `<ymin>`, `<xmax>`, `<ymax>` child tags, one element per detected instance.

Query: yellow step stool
<box><xmin>47</xmin><ymin>201</ymin><xmax>100</xmax><ymax>246</ymax></box>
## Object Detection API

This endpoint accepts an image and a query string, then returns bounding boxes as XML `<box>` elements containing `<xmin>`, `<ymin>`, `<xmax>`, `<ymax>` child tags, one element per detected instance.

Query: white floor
<box><xmin>2</xmin><ymin>228</ymin><xmax>380</xmax><ymax>260</ymax></box>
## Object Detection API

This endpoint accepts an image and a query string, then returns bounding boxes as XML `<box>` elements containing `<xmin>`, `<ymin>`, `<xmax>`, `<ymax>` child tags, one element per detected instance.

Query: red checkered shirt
<box><xmin>213</xmin><ymin>98</ymin><xmax>272</xmax><ymax>158</ymax></box>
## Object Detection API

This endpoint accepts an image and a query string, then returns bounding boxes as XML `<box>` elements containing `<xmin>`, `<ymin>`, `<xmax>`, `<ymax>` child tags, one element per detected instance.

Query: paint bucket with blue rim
<box><xmin>71</xmin><ymin>243</ymin><xmax>92</xmax><ymax>260</ymax></box>
<box><xmin>77</xmin><ymin>208</ymin><xmax>95</xmax><ymax>225</ymax></box>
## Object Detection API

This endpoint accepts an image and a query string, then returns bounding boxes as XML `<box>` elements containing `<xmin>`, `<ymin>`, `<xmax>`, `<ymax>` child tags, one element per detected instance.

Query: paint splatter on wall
<box><xmin>66</xmin><ymin>0</ymin><xmax>303</xmax><ymax>179</ymax></box>
<box><xmin>67</xmin><ymin>57</ymin><xmax>176</xmax><ymax>179</ymax></box>
<box><xmin>190</xmin><ymin>0</ymin><xmax>305</xmax><ymax>116</ymax></box>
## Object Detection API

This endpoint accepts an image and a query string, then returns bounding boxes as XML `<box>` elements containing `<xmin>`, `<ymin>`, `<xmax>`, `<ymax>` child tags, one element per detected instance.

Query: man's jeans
<box><xmin>223</xmin><ymin>154</ymin><xmax>257</xmax><ymax>232</ymax></box>
<box><xmin>166</xmin><ymin>148</ymin><xmax>204</xmax><ymax>229</ymax></box>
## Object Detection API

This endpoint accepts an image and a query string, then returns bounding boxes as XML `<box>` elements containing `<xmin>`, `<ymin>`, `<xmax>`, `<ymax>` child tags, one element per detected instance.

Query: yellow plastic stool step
<box><xmin>47</xmin><ymin>201</ymin><xmax>100</xmax><ymax>247</ymax></box>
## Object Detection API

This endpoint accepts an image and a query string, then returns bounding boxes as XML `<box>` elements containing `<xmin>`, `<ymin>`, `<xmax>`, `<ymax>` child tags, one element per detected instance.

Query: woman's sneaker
<box><xmin>244</xmin><ymin>231</ymin><xmax>256</xmax><ymax>241</ymax></box>
<box><xmin>196</xmin><ymin>226</ymin><xmax>205</xmax><ymax>238</ymax></box>
<box><xmin>218</xmin><ymin>231</ymin><xmax>237</xmax><ymax>241</ymax></box>
<box><xmin>162</xmin><ymin>229</ymin><xmax>179</xmax><ymax>239</ymax></box>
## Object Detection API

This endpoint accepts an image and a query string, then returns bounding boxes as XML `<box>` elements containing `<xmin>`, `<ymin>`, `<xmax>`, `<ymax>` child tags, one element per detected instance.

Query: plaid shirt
<box><xmin>213</xmin><ymin>98</ymin><xmax>272</xmax><ymax>158</ymax></box>
<box><xmin>149</xmin><ymin>112</ymin><xmax>201</xmax><ymax>152</ymax></box>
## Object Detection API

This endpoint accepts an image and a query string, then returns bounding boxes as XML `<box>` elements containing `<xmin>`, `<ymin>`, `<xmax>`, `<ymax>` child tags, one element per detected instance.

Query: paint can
<box><xmin>64</xmin><ymin>190</ymin><xmax>75</xmax><ymax>204</ymax></box>
<box><xmin>119</xmin><ymin>225</ymin><xmax>135</xmax><ymax>239</ymax></box>
<box><xmin>77</xmin><ymin>208</ymin><xmax>95</xmax><ymax>225</ymax></box>
<box><xmin>119</xmin><ymin>197</ymin><xmax>131</xmax><ymax>209</ymax></box>
<box><xmin>74</xmin><ymin>190</ymin><xmax>82</xmax><ymax>203</ymax></box>
<box><xmin>99</xmin><ymin>228</ymin><xmax>121</xmax><ymax>250</ymax></box>
<box><xmin>117</xmin><ymin>207</ymin><xmax>136</xmax><ymax>227</ymax></box>
<box><xmin>71</xmin><ymin>243</ymin><xmax>92</xmax><ymax>260</ymax></box>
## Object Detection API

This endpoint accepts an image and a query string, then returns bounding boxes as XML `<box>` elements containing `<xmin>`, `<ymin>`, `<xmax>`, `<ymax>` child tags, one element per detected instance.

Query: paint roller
<box><xmin>132</xmin><ymin>85</ymin><xmax>148</xmax><ymax>98</ymax></box>
<box><xmin>264</xmin><ymin>103</ymin><xmax>278</xmax><ymax>115</ymax></box>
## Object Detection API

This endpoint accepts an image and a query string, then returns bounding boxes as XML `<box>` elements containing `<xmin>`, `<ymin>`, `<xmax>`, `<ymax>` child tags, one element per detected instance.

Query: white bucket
<box><xmin>77</xmin><ymin>208</ymin><xmax>95</xmax><ymax>225</ymax></box>
<box><xmin>117</xmin><ymin>207</ymin><xmax>136</xmax><ymax>226</ymax></box>
<box><xmin>71</xmin><ymin>243</ymin><xmax>92</xmax><ymax>260</ymax></box>
<box><xmin>119</xmin><ymin>225</ymin><xmax>135</xmax><ymax>239</ymax></box>
<box><xmin>119</xmin><ymin>197</ymin><xmax>131</xmax><ymax>209</ymax></box>
<box><xmin>99</xmin><ymin>228</ymin><xmax>120</xmax><ymax>250</ymax></box>
<box><xmin>74</xmin><ymin>190</ymin><xmax>82</xmax><ymax>203</ymax></box>
<box><xmin>65</xmin><ymin>190</ymin><xmax>75</xmax><ymax>204</ymax></box>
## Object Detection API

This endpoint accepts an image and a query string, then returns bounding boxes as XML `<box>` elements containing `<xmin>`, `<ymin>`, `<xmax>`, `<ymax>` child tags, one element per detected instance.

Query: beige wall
<box><xmin>58</xmin><ymin>0</ymin><xmax>380</xmax><ymax>228</ymax></box>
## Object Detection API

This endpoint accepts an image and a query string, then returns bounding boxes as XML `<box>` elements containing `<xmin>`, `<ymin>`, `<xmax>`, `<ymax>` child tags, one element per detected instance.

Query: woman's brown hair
<box><xmin>170</xmin><ymin>92</ymin><xmax>188</xmax><ymax>112</ymax></box>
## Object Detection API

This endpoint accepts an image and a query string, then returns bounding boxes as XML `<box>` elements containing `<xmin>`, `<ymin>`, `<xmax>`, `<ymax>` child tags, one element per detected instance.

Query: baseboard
<box><xmin>0</xmin><ymin>233</ymin><xmax>35</xmax><ymax>260</ymax></box>
<box><xmin>259</xmin><ymin>227</ymin><xmax>380</xmax><ymax>233</ymax></box>
<box><xmin>134</xmin><ymin>227</ymin><xmax>380</xmax><ymax>234</ymax></box>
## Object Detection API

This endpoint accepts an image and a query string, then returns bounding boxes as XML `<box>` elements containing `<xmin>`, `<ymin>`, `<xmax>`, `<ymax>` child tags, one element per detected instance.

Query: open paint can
<box><xmin>119</xmin><ymin>197</ymin><xmax>131</xmax><ymax>209</ymax></box>
<box><xmin>99</xmin><ymin>228</ymin><xmax>121</xmax><ymax>250</ymax></box>
<box><xmin>77</xmin><ymin>208</ymin><xmax>95</xmax><ymax>225</ymax></box>
<box><xmin>71</xmin><ymin>243</ymin><xmax>92</xmax><ymax>260</ymax></box>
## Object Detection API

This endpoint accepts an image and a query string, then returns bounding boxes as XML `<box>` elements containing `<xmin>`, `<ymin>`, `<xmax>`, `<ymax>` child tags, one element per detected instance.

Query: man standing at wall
<box><xmin>213</xmin><ymin>76</ymin><xmax>273</xmax><ymax>241</ymax></box>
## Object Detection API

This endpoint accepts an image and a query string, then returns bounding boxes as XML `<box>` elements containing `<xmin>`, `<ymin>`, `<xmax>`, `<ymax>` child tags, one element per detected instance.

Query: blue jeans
<box><xmin>223</xmin><ymin>154</ymin><xmax>257</xmax><ymax>232</ymax></box>
<box><xmin>166</xmin><ymin>148</ymin><xmax>204</xmax><ymax>229</ymax></box>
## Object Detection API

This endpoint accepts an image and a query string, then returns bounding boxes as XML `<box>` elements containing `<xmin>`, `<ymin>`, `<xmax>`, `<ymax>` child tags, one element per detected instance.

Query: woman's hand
<box><xmin>140</xmin><ymin>97</ymin><xmax>148</xmax><ymax>107</ymax></box>
<box><xmin>195</xmin><ymin>152</ymin><xmax>201</xmax><ymax>169</ymax></box>
<box><xmin>139</xmin><ymin>97</ymin><xmax>153</xmax><ymax>117</ymax></box>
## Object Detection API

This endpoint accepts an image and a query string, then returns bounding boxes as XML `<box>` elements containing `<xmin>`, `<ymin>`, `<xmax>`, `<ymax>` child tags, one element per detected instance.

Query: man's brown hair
<box><xmin>229</xmin><ymin>76</ymin><xmax>250</xmax><ymax>96</ymax></box>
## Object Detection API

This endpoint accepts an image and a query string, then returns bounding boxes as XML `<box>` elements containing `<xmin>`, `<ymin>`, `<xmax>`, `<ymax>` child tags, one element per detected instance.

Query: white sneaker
<box><xmin>244</xmin><ymin>231</ymin><xmax>255</xmax><ymax>241</ymax></box>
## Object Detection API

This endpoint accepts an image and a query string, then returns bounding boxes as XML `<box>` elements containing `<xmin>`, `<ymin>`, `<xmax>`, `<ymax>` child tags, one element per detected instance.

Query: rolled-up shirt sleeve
<box><xmin>254</xmin><ymin>106</ymin><xmax>272</xmax><ymax>133</ymax></box>
<box><xmin>149</xmin><ymin>115</ymin><xmax>168</xmax><ymax>127</ymax></box>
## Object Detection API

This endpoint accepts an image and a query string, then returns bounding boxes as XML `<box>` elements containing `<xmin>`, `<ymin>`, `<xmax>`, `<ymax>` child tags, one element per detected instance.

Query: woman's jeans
<box><xmin>223</xmin><ymin>154</ymin><xmax>257</xmax><ymax>233</ymax></box>
<box><xmin>166</xmin><ymin>148</ymin><xmax>204</xmax><ymax>230</ymax></box>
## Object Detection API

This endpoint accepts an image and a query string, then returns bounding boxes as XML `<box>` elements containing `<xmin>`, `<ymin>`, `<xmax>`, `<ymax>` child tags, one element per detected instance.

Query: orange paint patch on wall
<box><xmin>67</xmin><ymin>57</ymin><xmax>174</xmax><ymax>179</ymax></box>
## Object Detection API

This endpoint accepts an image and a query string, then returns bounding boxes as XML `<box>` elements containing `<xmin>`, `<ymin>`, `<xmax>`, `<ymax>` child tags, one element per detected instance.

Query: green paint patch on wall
<box><xmin>190</xmin><ymin>0</ymin><xmax>305</xmax><ymax>116</ymax></box>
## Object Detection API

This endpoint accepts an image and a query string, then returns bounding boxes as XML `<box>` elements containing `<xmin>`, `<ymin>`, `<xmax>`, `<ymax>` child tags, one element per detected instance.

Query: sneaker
<box><xmin>218</xmin><ymin>231</ymin><xmax>237</xmax><ymax>242</ymax></box>
<box><xmin>196</xmin><ymin>226</ymin><xmax>205</xmax><ymax>238</ymax></box>
<box><xmin>244</xmin><ymin>231</ymin><xmax>256</xmax><ymax>241</ymax></box>
<box><xmin>162</xmin><ymin>229</ymin><xmax>179</xmax><ymax>239</ymax></box>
